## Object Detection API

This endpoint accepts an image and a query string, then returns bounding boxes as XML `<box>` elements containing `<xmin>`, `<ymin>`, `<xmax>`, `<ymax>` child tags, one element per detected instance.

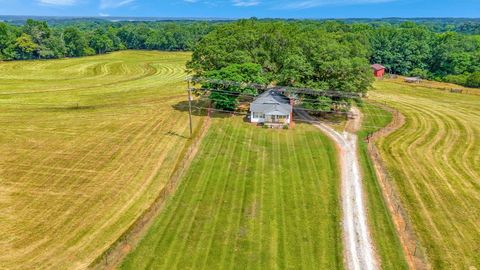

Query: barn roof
<box><xmin>251</xmin><ymin>90</ymin><xmax>291</xmax><ymax>115</ymax></box>
<box><xmin>371</xmin><ymin>64</ymin><xmax>386</xmax><ymax>71</ymax></box>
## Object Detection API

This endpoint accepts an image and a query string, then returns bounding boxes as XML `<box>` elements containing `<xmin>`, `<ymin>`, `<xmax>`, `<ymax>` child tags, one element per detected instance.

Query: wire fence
<box><xmin>365</xmin><ymin>106</ymin><xmax>430</xmax><ymax>270</ymax></box>
<box><xmin>88</xmin><ymin>113</ymin><xmax>211</xmax><ymax>270</ymax></box>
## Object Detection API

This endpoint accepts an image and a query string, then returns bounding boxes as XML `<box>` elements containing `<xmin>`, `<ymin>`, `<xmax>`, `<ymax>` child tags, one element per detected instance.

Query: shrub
<box><xmin>408</xmin><ymin>68</ymin><xmax>429</xmax><ymax>79</ymax></box>
<box><xmin>444</xmin><ymin>74</ymin><xmax>468</xmax><ymax>85</ymax></box>
<box><xmin>466</xmin><ymin>72</ymin><xmax>480</xmax><ymax>88</ymax></box>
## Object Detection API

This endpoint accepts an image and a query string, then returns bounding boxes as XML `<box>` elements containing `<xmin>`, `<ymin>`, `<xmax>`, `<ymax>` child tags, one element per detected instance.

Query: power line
<box><xmin>189</xmin><ymin>77</ymin><xmax>363</xmax><ymax>99</ymax></box>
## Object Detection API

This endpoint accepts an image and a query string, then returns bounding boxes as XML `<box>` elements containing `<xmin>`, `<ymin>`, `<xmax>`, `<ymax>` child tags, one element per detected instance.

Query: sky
<box><xmin>0</xmin><ymin>0</ymin><xmax>479</xmax><ymax>19</ymax></box>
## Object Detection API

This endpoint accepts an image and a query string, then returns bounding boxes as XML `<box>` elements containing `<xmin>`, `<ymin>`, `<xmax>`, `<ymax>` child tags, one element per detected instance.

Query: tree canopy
<box><xmin>1</xmin><ymin>18</ymin><xmax>479</xmax><ymax>91</ymax></box>
<box><xmin>188</xmin><ymin>20</ymin><xmax>374</xmax><ymax>110</ymax></box>
<box><xmin>189</xmin><ymin>20</ymin><xmax>374</xmax><ymax>93</ymax></box>
<box><xmin>0</xmin><ymin>20</ymin><xmax>215</xmax><ymax>60</ymax></box>
<box><xmin>203</xmin><ymin>63</ymin><xmax>267</xmax><ymax>110</ymax></box>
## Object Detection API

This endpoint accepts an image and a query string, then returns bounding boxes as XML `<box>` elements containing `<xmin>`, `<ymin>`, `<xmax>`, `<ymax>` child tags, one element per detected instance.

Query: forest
<box><xmin>1</xmin><ymin>18</ymin><xmax>479</xmax><ymax>91</ymax></box>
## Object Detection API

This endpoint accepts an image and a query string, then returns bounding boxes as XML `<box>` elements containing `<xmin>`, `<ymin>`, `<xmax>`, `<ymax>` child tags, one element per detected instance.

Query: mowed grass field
<box><xmin>0</xmin><ymin>51</ymin><xmax>203</xmax><ymax>269</ymax></box>
<box><xmin>357</xmin><ymin>103</ymin><xmax>408</xmax><ymax>270</ymax></box>
<box><xmin>121</xmin><ymin>117</ymin><xmax>343</xmax><ymax>270</ymax></box>
<box><xmin>371</xmin><ymin>80</ymin><xmax>480</xmax><ymax>269</ymax></box>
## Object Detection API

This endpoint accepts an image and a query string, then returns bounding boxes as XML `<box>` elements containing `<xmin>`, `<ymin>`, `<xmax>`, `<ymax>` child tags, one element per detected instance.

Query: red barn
<box><xmin>371</xmin><ymin>64</ymin><xmax>386</xmax><ymax>77</ymax></box>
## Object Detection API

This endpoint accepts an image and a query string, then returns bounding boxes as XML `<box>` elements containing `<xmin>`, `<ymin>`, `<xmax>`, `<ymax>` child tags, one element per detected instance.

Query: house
<box><xmin>250</xmin><ymin>90</ymin><xmax>293</xmax><ymax>126</ymax></box>
<box><xmin>371</xmin><ymin>64</ymin><xmax>386</xmax><ymax>77</ymax></box>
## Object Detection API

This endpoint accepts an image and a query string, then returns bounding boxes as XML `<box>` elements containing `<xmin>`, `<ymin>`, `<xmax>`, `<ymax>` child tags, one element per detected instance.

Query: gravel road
<box><xmin>296</xmin><ymin>108</ymin><xmax>378</xmax><ymax>270</ymax></box>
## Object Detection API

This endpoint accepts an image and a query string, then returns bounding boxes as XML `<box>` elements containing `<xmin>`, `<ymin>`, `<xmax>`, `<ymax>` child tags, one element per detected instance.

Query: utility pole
<box><xmin>187</xmin><ymin>79</ymin><xmax>193</xmax><ymax>138</ymax></box>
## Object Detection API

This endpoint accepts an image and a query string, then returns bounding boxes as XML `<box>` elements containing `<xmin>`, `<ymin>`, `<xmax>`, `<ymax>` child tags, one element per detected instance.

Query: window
<box><xmin>253</xmin><ymin>112</ymin><xmax>264</xmax><ymax>119</ymax></box>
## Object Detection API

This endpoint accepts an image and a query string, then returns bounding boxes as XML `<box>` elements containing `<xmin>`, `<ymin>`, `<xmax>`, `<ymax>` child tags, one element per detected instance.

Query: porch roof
<box><xmin>265</xmin><ymin>110</ymin><xmax>290</xmax><ymax>116</ymax></box>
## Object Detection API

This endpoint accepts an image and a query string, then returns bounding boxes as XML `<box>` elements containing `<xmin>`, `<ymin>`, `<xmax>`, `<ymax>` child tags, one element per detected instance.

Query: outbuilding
<box><xmin>371</xmin><ymin>64</ymin><xmax>386</xmax><ymax>78</ymax></box>
<box><xmin>405</xmin><ymin>77</ymin><xmax>422</xmax><ymax>83</ymax></box>
<box><xmin>250</xmin><ymin>90</ymin><xmax>293</xmax><ymax>127</ymax></box>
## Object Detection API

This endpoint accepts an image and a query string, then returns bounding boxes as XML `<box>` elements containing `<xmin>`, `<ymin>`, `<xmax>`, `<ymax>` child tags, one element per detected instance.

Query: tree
<box><xmin>189</xmin><ymin>20</ymin><xmax>373</xmax><ymax>97</ymax></box>
<box><xmin>14</xmin><ymin>33</ymin><xmax>37</xmax><ymax>59</ymax></box>
<box><xmin>23</xmin><ymin>19</ymin><xmax>51</xmax><ymax>45</ymax></box>
<box><xmin>90</xmin><ymin>30</ymin><xmax>114</xmax><ymax>54</ymax></box>
<box><xmin>0</xmin><ymin>22</ymin><xmax>15</xmax><ymax>60</ymax></box>
<box><xmin>369</xmin><ymin>24</ymin><xmax>433</xmax><ymax>75</ymax></box>
<box><xmin>203</xmin><ymin>63</ymin><xmax>267</xmax><ymax>110</ymax></box>
<box><xmin>466</xmin><ymin>72</ymin><xmax>480</xmax><ymax>87</ymax></box>
<box><xmin>39</xmin><ymin>35</ymin><xmax>66</xmax><ymax>59</ymax></box>
<box><xmin>302</xmin><ymin>96</ymin><xmax>333</xmax><ymax>112</ymax></box>
<box><xmin>63</xmin><ymin>27</ymin><xmax>90</xmax><ymax>57</ymax></box>
<box><xmin>430</xmin><ymin>32</ymin><xmax>479</xmax><ymax>76</ymax></box>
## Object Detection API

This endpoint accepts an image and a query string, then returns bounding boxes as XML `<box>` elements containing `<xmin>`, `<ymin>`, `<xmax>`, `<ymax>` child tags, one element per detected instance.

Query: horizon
<box><xmin>2</xmin><ymin>15</ymin><xmax>480</xmax><ymax>21</ymax></box>
<box><xmin>0</xmin><ymin>0</ymin><xmax>479</xmax><ymax>19</ymax></box>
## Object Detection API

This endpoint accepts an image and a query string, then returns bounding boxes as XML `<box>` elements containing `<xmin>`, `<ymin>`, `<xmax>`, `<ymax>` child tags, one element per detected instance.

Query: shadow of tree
<box><xmin>171</xmin><ymin>100</ymin><xmax>245</xmax><ymax>120</ymax></box>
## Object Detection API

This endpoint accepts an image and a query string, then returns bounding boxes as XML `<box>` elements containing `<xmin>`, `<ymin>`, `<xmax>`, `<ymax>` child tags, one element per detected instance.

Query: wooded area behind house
<box><xmin>1</xmin><ymin>18</ymin><xmax>479</xmax><ymax>89</ymax></box>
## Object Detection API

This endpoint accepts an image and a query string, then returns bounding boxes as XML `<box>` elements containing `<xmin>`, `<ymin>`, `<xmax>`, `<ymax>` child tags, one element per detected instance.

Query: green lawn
<box><xmin>357</xmin><ymin>102</ymin><xmax>408</xmax><ymax>270</ymax></box>
<box><xmin>121</xmin><ymin>117</ymin><xmax>343</xmax><ymax>270</ymax></box>
<box><xmin>370</xmin><ymin>80</ymin><xmax>480</xmax><ymax>269</ymax></box>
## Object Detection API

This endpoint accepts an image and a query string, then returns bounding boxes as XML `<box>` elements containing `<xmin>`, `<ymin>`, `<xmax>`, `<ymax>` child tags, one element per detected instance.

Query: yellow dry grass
<box><xmin>371</xmin><ymin>79</ymin><xmax>480</xmax><ymax>269</ymax></box>
<box><xmin>382</xmin><ymin>76</ymin><xmax>480</xmax><ymax>96</ymax></box>
<box><xmin>0</xmin><ymin>51</ymin><xmax>200</xmax><ymax>269</ymax></box>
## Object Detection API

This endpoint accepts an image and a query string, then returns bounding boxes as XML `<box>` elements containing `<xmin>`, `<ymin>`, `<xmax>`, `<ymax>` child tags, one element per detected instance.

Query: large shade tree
<box><xmin>203</xmin><ymin>63</ymin><xmax>267</xmax><ymax>110</ymax></box>
<box><xmin>188</xmin><ymin>19</ymin><xmax>374</xmax><ymax>110</ymax></box>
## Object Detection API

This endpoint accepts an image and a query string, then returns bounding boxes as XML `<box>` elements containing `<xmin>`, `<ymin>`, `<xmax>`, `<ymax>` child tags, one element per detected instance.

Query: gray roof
<box><xmin>250</xmin><ymin>90</ymin><xmax>291</xmax><ymax>115</ymax></box>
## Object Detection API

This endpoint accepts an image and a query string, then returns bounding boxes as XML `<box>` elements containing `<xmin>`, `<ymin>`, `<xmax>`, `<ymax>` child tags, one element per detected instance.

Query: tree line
<box><xmin>1</xmin><ymin>18</ymin><xmax>479</xmax><ymax>91</ymax></box>
<box><xmin>187</xmin><ymin>19</ymin><xmax>480</xmax><ymax>111</ymax></box>
<box><xmin>0</xmin><ymin>19</ymin><xmax>215</xmax><ymax>60</ymax></box>
<box><xmin>366</xmin><ymin>22</ymin><xmax>480</xmax><ymax>87</ymax></box>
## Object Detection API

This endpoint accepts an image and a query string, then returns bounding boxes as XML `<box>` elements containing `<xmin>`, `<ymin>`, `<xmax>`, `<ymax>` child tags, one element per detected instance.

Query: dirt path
<box><xmin>296</xmin><ymin>108</ymin><xmax>378</xmax><ymax>270</ymax></box>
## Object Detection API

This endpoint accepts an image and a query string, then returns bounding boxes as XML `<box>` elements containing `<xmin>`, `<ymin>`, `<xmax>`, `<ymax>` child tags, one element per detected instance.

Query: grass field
<box><xmin>357</xmin><ymin>103</ymin><xmax>409</xmax><ymax>270</ymax></box>
<box><xmin>121</xmin><ymin>116</ymin><xmax>343</xmax><ymax>270</ymax></box>
<box><xmin>370</xmin><ymin>80</ymin><xmax>480</xmax><ymax>269</ymax></box>
<box><xmin>0</xmin><ymin>51</ymin><xmax>203</xmax><ymax>269</ymax></box>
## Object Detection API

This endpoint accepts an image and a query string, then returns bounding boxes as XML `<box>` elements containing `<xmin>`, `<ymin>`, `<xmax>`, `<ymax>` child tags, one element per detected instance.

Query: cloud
<box><xmin>100</xmin><ymin>0</ymin><xmax>135</xmax><ymax>9</ymax></box>
<box><xmin>37</xmin><ymin>0</ymin><xmax>77</xmax><ymax>5</ymax></box>
<box><xmin>182</xmin><ymin>0</ymin><xmax>260</xmax><ymax>7</ymax></box>
<box><xmin>233</xmin><ymin>0</ymin><xmax>261</xmax><ymax>6</ymax></box>
<box><xmin>281</xmin><ymin>0</ymin><xmax>397</xmax><ymax>9</ymax></box>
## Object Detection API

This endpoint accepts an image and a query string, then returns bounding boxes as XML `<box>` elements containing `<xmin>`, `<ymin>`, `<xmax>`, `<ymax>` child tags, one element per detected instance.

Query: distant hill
<box><xmin>1</xmin><ymin>15</ymin><xmax>479</xmax><ymax>33</ymax></box>
<box><xmin>0</xmin><ymin>15</ymin><xmax>233</xmax><ymax>25</ymax></box>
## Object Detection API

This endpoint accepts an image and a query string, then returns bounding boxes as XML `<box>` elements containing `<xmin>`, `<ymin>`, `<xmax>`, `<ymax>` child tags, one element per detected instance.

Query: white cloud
<box><xmin>37</xmin><ymin>0</ymin><xmax>77</xmax><ymax>6</ymax></box>
<box><xmin>100</xmin><ymin>0</ymin><xmax>135</xmax><ymax>9</ymax></box>
<box><xmin>233</xmin><ymin>0</ymin><xmax>261</xmax><ymax>6</ymax></box>
<box><xmin>282</xmin><ymin>0</ymin><xmax>397</xmax><ymax>9</ymax></box>
<box><xmin>184</xmin><ymin>0</ymin><xmax>397</xmax><ymax>9</ymax></box>
<box><xmin>182</xmin><ymin>0</ymin><xmax>261</xmax><ymax>7</ymax></box>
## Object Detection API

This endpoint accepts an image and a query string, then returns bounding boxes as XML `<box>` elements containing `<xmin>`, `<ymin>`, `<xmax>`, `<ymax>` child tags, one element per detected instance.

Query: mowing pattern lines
<box><xmin>357</xmin><ymin>103</ymin><xmax>408</xmax><ymax>270</ymax></box>
<box><xmin>296</xmin><ymin>109</ymin><xmax>378</xmax><ymax>270</ymax></box>
<box><xmin>0</xmin><ymin>51</ymin><xmax>199</xmax><ymax>269</ymax></box>
<box><xmin>371</xmin><ymin>81</ymin><xmax>480</xmax><ymax>269</ymax></box>
<box><xmin>121</xmin><ymin>117</ymin><xmax>343</xmax><ymax>270</ymax></box>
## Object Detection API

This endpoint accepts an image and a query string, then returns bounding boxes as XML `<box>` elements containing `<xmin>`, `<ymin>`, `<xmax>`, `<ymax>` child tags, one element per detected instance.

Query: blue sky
<box><xmin>0</xmin><ymin>0</ymin><xmax>479</xmax><ymax>18</ymax></box>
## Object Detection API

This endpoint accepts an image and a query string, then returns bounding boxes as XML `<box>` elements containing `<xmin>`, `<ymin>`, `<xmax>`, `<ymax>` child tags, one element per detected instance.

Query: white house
<box><xmin>250</xmin><ymin>90</ymin><xmax>293</xmax><ymax>126</ymax></box>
